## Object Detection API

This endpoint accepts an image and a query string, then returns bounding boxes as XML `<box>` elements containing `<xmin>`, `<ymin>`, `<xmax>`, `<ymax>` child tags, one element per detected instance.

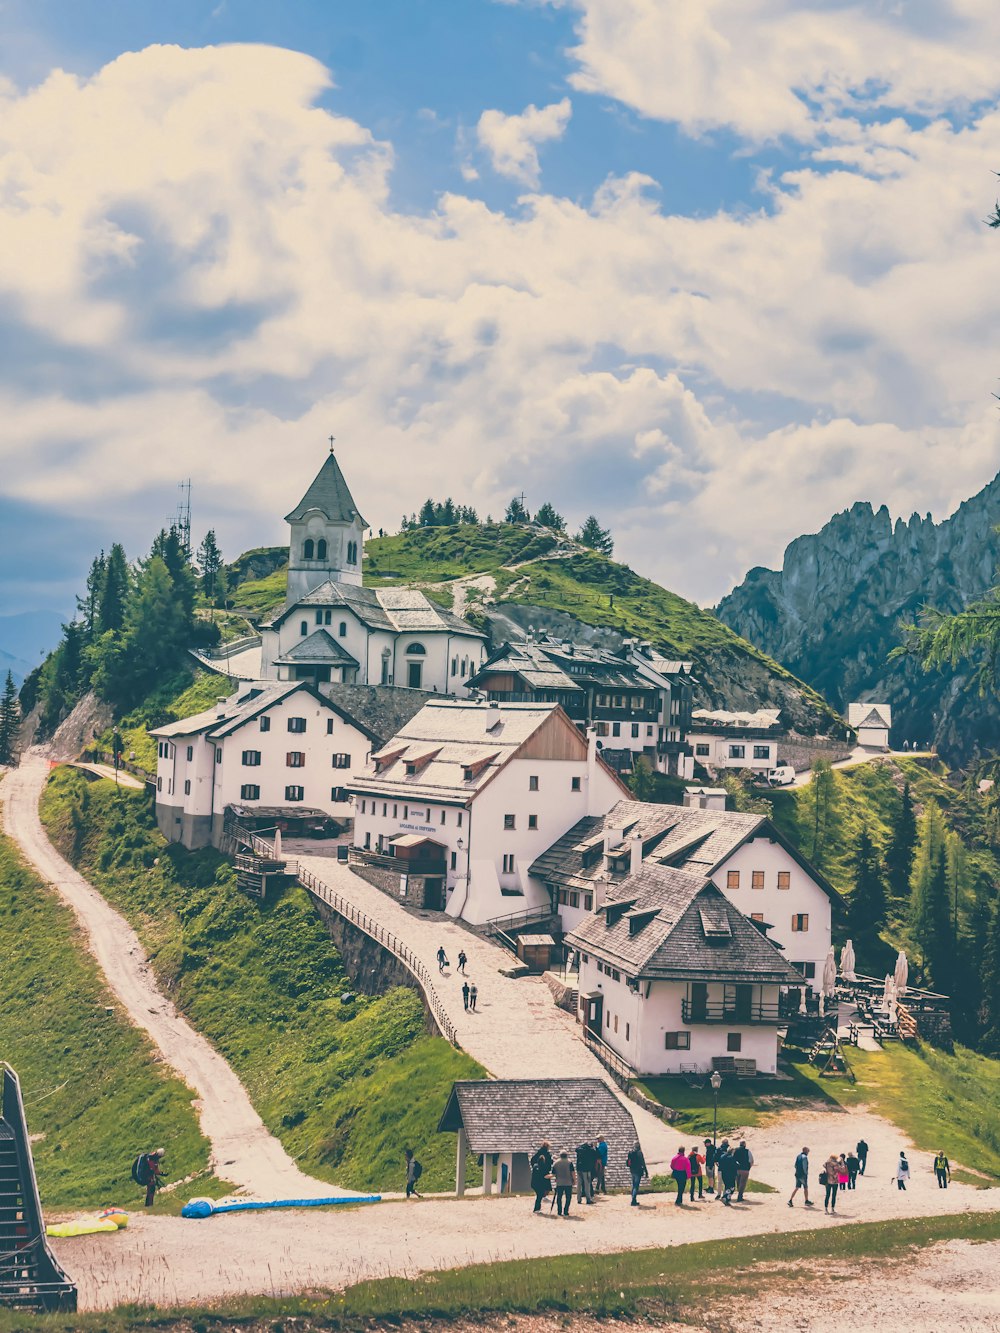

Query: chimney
<box><xmin>216</xmin><ymin>697</ymin><xmax>228</xmax><ymax>719</ymax></box>
<box><xmin>630</xmin><ymin>832</ymin><xmax>643</xmax><ymax>875</ymax></box>
<box><xmin>485</xmin><ymin>701</ymin><xmax>501</xmax><ymax>731</ymax></box>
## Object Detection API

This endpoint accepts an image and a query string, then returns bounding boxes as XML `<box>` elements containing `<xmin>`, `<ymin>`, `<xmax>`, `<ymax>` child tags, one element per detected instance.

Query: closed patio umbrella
<box><xmin>273</xmin><ymin>828</ymin><xmax>282</xmax><ymax>860</ymax></box>
<box><xmin>840</xmin><ymin>940</ymin><xmax>857</xmax><ymax>982</ymax></box>
<box><xmin>894</xmin><ymin>949</ymin><xmax>908</xmax><ymax>997</ymax></box>
<box><xmin>819</xmin><ymin>948</ymin><xmax>837</xmax><ymax>1018</ymax></box>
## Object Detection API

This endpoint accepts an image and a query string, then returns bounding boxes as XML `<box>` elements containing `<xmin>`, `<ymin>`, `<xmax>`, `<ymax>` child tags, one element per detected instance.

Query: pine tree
<box><xmin>535</xmin><ymin>502</ymin><xmax>565</xmax><ymax>530</ymax></box>
<box><xmin>980</xmin><ymin>896</ymin><xmax>1000</xmax><ymax>1054</ymax></box>
<box><xmin>99</xmin><ymin>544</ymin><xmax>130</xmax><ymax>633</ymax></box>
<box><xmin>440</xmin><ymin>497</ymin><xmax>457</xmax><ymax>525</ymax></box>
<box><xmin>798</xmin><ymin>760</ymin><xmax>842</xmax><ymax>873</ymax></box>
<box><xmin>418</xmin><ymin>499</ymin><xmax>436</xmax><ymax>527</ymax></box>
<box><xmin>909</xmin><ymin>801</ymin><xmax>953</xmax><ymax>988</ymax></box>
<box><xmin>95</xmin><ymin>556</ymin><xmax>187</xmax><ymax>708</ymax></box>
<box><xmin>505</xmin><ymin>496</ymin><xmax>529</xmax><ymax>523</ymax></box>
<box><xmin>0</xmin><ymin>671</ymin><xmax>19</xmax><ymax>765</ymax></box>
<box><xmin>945</xmin><ymin>830</ymin><xmax>971</xmax><ymax>938</ymax></box>
<box><xmin>77</xmin><ymin>551</ymin><xmax>106</xmax><ymax>640</ymax></box>
<box><xmin>197</xmin><ymin>530</ymin><xmax>224</xmax><ymax>605</ymax></box>
<box><xmin>576</xmin><ymin>515</ymin><xmax>614</xmax><ymax>555</ymax></box>
<box><xmin>885</xmin><ymin>780</ymin><xmax>917</xmax><ymax>899</ymax></box>
<box><xmin>847</xmin><ymin>827</ymin><xmax>887</xmax><ymax>946</ymax></box>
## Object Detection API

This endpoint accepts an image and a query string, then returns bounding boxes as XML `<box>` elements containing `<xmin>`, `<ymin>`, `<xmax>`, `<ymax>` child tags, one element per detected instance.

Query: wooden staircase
<box><xmin>0</xmin><ymin>1066</ymin><xmax>76</xmax><ymax>1313</ymax></box>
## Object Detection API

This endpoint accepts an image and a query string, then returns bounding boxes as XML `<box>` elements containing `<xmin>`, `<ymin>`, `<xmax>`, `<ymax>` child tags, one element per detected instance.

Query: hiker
<box><xmin>436</xmin><ymin>946</ymin><xmax>448</xmax><ymax>973</ymax></box>
<box><xmin>717</xmin><ymin>1143</ymin><xmax>738</xmax><ymax>1206</ymax></box>
<box><xmin>552</xmin><ymin>1150</ymin><xmax>575</xmax><ymax>1216</ymax></box>
<box><xmin>933</xmin><ymin>1150</ymin><xmax>951</xmax><ymax>1189</ymax></box>
<box><xmin>576</xmin><ymin>1140</ymin><xmax>597</xmax><ymax>1204</ymax></box>
<box><xmin>856</xmin><ymin>1138</ymin><xmax>869</xmax><ymax>1175</ymax></box>
<box><xmin>469</xmin><ymin>982</ymin><xmax>478</xmax><ymax>1012</ymax></box>
<box><xmin>687</xmin><ymin>1143</ymin><xmax>704</xmax><ymax>1201</ymax></box>
<box><xmin>462</xmin><ymin>981</ymin><xmax>470</xmax><ymax>1011</ymax></box>
<box><xmin>837</xmin><ymin>1154</ymin><xmax>849</xmax><ymax>1191</ymax></box>
<box><xmin>626</xmin><ymin>1142</ymin><xmax>648</xmax><ymax>1206</ymax></box>
<box><xmin>405</xmin><ymin>1147</ymin><xmax>423</xmax><ymax>1198</ymax></box>
<box><xmin>714</xmin><ymin>1139</ymin><xmax>729</xmax><ymax>1200</ymax></box>
<box><xmin>846</xmin><ymin>1149</ymin><xmax>860</xmax><ymax>1189</ymax></box>
<box><xmin>734</xmin><ymin>1139</ymin><xmax>753</xmax><ymax>1201</ymax></box>
<box><xmin>529</xmin><ymin>1142</ymin><xmax>553</xmax><ymax>1213</ymax></box>
<box><xmin>670</xmin><ymin>1146</ymin><xmax>691</xmax><ymax>1207</ymax></box>
<box><xmin>134</xmin><ymin>1148</ymin><xmax>165</xmax><ymax>1207</ymax></box>
<box><xmin>789</xmin><ymin>1146</ymin><xmax>813</xmax><ymax>1208</ymax></box>
<box><xmin>896</xmin><ymin>1152</ymin><xmax>910</xmax><ymax>1190</ymax></box>
<box><xmin>595</xmin><ymin>1136</ymin><xmax>608</xmax><ymax>1194</ymax></box>
<box><xmin>457</xmin><ymin>949</ymin><xmax>468</xmax><ymax>974</ymax></box>
<box><xmin>703</xmin><ymin>1138</ymin><xmax>717</xmax><ymax>1193</ymax></box>
<box><xmin>822</xmin><ymin>1152</ymin><xmax>840</xmax><ymax>1213</ymax></box>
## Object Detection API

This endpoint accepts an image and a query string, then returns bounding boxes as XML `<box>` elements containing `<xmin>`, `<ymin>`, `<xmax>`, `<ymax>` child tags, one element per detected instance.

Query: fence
<box><xmin>583</xmin><ymin>1027</ymin><xmax>635</xmax><ymax>1089</ymax></box>
<box><xmin>297</xmin><ymin>865</ymin><xmax>458</xmax><ymax>1046</ymax></box>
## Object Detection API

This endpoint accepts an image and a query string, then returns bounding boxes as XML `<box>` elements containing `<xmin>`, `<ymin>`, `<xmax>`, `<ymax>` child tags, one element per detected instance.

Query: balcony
<box><xmin>348</xmin><ymin>847</ymin><xmax>447</xmax><ymax>877</ymax></box>
<box><xmin>681</xmin><ymin>998</ymin><xmax>795</xmax><ymax>1025</ymax></box>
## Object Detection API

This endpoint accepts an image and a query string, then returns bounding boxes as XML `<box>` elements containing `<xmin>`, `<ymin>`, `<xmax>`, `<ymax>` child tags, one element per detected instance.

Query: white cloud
<box><xmin>0</xmin><ymin>42</ymin><xmax>999</xmax><ymax>610</ymax></box>
<box><xmin>561</xmin><ymin>0</ymin><xmax>1000</xmax><ymax>141</ymax></box>
<box><xmin>476</xmin><ymin>96</ymin><xmax>571</xmax><ymax>185</ymax></box>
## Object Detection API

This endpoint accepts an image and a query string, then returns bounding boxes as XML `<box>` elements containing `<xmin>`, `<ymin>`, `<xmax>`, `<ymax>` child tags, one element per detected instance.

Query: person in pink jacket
<box><xmin>671</xmin><ymin>1146</ymin><xmax>692</xmax><ymax>1207</ymax></box>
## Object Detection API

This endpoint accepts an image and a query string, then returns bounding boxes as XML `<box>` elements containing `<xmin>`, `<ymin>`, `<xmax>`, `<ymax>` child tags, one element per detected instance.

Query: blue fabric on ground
<box><xmin>182</xmin><ymin>1194</ymin><xmax>380</xmax><ymax>1218</ymax></box>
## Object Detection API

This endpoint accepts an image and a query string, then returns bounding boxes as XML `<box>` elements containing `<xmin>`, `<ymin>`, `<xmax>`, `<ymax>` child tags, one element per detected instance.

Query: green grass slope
<box><xmin>232</xmin><ymin>524</ymin><xmax>845</xmax><ymax>734</ymax></box>
<box><xmin>0</xmin><ymin>825</ymin><xmax>212</xmax><ymax>1208</ymax></box>
<box><xmin>38</xmin><ymin>768</ymin><xmax>482</xmax><ymax>1193</ymax></box>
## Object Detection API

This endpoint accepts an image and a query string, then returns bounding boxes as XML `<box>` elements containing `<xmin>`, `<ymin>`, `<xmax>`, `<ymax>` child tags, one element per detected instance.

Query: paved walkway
<box><xmin>0</xmin><ymin>755</ymin><xmax>342</xmax><ymax>1201</ymax></box>
<box><xmin>302</xmin><ymin>853</ymin><xmax>677</xmax><ymax>1169</ymax></box>
<box><xmin>69</xmin><ymin>761</ymin><xmax>146</xmax><ymax>790</ymax></box>
<box><xmin>52</xmin><ymin>1103</ymin><xmax>1000</xmax><ymax>1311</ymax></box>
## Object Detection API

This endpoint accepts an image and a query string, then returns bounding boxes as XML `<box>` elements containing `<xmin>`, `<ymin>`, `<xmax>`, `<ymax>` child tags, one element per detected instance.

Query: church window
<box><xmin>316</xmin><ymin>610</ymin><xmax>323</xmax><ymax>625</ymax></box>
<box><xmin>317</xmin><ymin>538</ymin><xmax>328</xmax><ymax>561</ymax></box>
<box><xmin>324</xmin><ymin>609</ymin><xmax>332</xmax><ymax>625</ymax></box>
<box><xmin>347</xmin><ymin>540</ymin><xmax>357</xmax><ymax>564</ymax></box>
<box><xmin>300</xmin><ymin>621</ymin><xmax>308</xmax><ymax>636</ymax></box>
<box><xmin>339</xmin><ymin>621</ymin><xmax>348</xmax><ymax>637</ymax></box>
<box><xmin>303</xmin><ymin>539</ymin><xmax>315</xmax><ymax>560</ymax></box>
<box><xmin>406</xmin><ymin>643</ymin><xmax>426</xmax><ymax>655</ymax></box>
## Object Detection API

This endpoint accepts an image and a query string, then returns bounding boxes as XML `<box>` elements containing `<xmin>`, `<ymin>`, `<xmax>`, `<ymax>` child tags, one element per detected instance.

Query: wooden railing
<box><xmin>297</xmin><ymin>865</ymin><xmax>458</xmax><ymax>1047</ymax></box>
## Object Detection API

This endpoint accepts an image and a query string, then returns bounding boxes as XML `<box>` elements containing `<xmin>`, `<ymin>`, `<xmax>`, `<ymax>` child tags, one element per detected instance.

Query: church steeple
<box><xmin>285</xmin><ymin>445</ymin><xmax>367</xmax><ymax>600</ymax></box>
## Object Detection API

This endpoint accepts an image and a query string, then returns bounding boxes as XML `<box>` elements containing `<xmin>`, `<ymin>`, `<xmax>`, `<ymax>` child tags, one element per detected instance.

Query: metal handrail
<box><xmin>297</xmin><ymin>866</ymin><xmax>458</xmax><ymax>1047</ymax></box>
<box><xmin>583</xmin><ymin>1027</ymin><xmax>634</xmax><ymax>1089</ymax></box>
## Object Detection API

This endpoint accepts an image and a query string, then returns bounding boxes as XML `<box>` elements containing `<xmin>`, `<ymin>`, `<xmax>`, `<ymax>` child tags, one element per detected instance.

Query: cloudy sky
<box><xmin>1</xmin><ymin>0</ymin><xmax>999</xmax><ymax>623</ymax></box>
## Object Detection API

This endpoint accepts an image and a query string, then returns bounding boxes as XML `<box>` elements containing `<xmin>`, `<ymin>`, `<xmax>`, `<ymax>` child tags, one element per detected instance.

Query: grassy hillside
<box><xmin>97</xmin><ymin>670</ymin><xmax>233</xmax><ymax>774</ymax></box>
<box><xmin>232</xmin><ymin>523</ymin><xmax>846</xmax><ymax>734</ymax></box>
<box><xmin>39</xmin><ymin>768</ymin><xmax>484</xmax><ymax>1193</ymax></box>
<box><xmin>0</xmin><ymin>824</ymin><xmax>213</xmax><ymax>1208</ymax></box>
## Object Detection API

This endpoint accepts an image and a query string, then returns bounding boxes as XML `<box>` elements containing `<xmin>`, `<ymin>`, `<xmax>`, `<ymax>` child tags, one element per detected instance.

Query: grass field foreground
<box><xmin>0</xmin><ymin>822</ymin><xmax>213</xmax><ymax>1209</ymax></box>
<box><xmin>38</xmin><ymin>767</ymin><xmax>483</xmax><ymax>1193</ymax></box>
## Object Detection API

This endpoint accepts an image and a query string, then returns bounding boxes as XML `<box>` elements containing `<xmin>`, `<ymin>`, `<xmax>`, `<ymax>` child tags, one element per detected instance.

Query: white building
<box><xmin>349</xmin><ymin>700</ymin><xmax>629</xmax><ymax>924</ymax></box>
<box><xmin>687</xmin><ymin>707</ymin><xmax>785</xmax><ymax>776</ymax></box>
<box><xmin>848</xmin><ymin>703</ymin><xmax>892</xmax><ymax>751</ymax></box>
<box><xmin>532</xmin><ymin>799</ymin><xmax>839</xmax><ymax>987</ymax></box>
<box><xmin>150</xmin><ymin>681</ymin><xmax>428</xmax><ymax>849</ymax></box>
<box><xmin>259</xmin><ymin>449</ymin><xmax>487</xmax><ymax>693</ymax></box>
<box><xmin>567</xmin><ymin>863</ymin><xmax>803</xmax><ymax>1076</ymax></box>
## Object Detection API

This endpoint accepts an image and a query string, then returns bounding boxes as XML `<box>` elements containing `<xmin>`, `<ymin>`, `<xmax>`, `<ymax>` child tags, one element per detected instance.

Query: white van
<box><xmin>768</xmin><ymin>764</ymin><xmax>796</xmax><ymax>787</ymax></box>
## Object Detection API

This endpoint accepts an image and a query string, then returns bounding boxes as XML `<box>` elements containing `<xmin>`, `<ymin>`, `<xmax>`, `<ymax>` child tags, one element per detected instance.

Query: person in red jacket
<box><xmin>670</xmin><ymin>1146</ymin><xmax>691</xmax><ymax>1206</ymax></box>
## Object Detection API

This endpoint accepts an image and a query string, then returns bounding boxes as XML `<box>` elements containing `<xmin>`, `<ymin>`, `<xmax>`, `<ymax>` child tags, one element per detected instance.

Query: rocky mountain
<box><xmin>716</xmin><ymin>473</ymin><xmax>1000</xmax><ymax>766</ymax></box>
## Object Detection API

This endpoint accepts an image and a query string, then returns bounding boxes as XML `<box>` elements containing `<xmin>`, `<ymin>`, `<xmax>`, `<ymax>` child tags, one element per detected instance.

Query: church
<box><xmin>259</xmin><ymin>449</ymin><xmax>487</xmax><ymax>695</ymax></box>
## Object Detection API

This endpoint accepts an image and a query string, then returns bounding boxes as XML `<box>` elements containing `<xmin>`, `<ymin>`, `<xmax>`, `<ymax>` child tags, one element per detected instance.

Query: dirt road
<box><xmin>0</xmin><ymin>755</ymin><xmax>341</xmax><ymax>1201</ymax></box>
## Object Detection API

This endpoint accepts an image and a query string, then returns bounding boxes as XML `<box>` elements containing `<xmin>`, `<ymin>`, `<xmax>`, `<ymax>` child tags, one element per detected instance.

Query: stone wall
<box><xmin>779</xmin><ymin>734</ymin><xmax>853</xmax><ymax>773</ymax></box>
<box><xmin>308</xmin><ymin>894</ymin><xmax>438</xmax><ymax>1036</ymax></box>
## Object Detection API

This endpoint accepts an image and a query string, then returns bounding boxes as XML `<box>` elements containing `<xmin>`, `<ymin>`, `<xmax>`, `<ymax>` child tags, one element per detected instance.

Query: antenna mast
<box><xmin>175</xmin><ymin>479</ymin><xmax>192</xmax><ymax>557</ymax></box>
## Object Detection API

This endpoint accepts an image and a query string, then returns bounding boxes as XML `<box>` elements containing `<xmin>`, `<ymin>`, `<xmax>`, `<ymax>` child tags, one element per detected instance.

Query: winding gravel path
<box><xmin>0</xmin><ymin>754</ymin><xmax>340</xmax><ymax>1201</ymax></box>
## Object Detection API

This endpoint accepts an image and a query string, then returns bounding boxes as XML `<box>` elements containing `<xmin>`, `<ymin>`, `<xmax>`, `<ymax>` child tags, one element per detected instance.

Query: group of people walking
<box><xmin>789</xmin><ymin>1138</ymin><xmax>868</xmax><ymax>1213</ymax></box>
<box><xmin>529</xmin><ymin>1137</ymin><xmax>610</xmax><ymax>1216</ymax></box>
<box><xmin>437</xmin><ymin>945</ymin><xmax>478</xmax><ymax>1011</ymax></box>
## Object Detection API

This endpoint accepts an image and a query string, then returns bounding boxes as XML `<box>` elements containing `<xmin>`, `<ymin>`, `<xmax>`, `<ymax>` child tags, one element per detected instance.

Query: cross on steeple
<box><xmin>328</xmin><ymin>435</ymin><xmax>336</xmax><ymax>454</ymax></box>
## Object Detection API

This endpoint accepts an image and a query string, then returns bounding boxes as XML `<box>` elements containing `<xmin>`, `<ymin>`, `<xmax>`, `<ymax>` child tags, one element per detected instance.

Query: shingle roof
<box><xmin>284</xmin><ymin>452</ymin><xmax>366</xmax><ymax>527</ymax></box>
<box><xmin>437</xmin><ymin>1078</ymin><xmax>639</xmax><ymax>1186</ymax></box>
<box><xmin>150</xmin><ymin>682</ymin><xmax>301</xmax><ymax>740</ymax></box>
<box><xmin>565</xmin><ymin>864</ymin><xmax>803</xmax><ymax>983</ymax></box>
<box><xmin>530</xmin><ymin>799</ymin><xmax>841</xmax><ymax>904</ymax></box>
<box><xmin>265</xmin><ymin>580</ymin><xmax>485</xmax><ymax>638</ymax></box>
<box><xmin>276</xmin><ymin>629</ymin><xmax>361</xmax><ymax>666</ymax></box>
<box><xmin>470</xmin><ymin>640</ymin><xmax>656</xmax><ymax>695</ymax></box>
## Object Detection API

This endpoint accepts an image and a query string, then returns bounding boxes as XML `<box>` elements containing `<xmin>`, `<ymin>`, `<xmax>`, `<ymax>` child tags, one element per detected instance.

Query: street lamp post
<box><xmin>710</xmin><ymin>1070</ymin><xmax>722</xmax><ymax>1149</ymax></box>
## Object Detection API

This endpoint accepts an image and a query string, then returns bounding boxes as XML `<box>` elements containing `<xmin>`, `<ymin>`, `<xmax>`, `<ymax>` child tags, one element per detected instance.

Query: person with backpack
<box><xmin>788</xmin><ymin>1146</ymin><xmax>814</xmax><ymax>1208</ymax></box>
<box><xmin>529</xmin><ymin>1142</ymin><xmax>553</xmax><ymax>1213</ymax></box>
<box><xmin>734</xmin><ymin>1140</ymin><xmax>753</xmax><ymax>1201</ymax></box>
<box><xmin>703</xmin><ymin>1138</ymin><xmax>717</xmax><ymax>1193</ymax></box>
<box><xmin>846</xmin><ymin>1150</ymin><xmax>860</xmax><ymax>1189</ymax></box>
<box><xmin>405</xmin><ymin>1147</ymin><xmax>423</xmax><ymax>1198</ymax></box>
<box><xmin>132</xmin><ymin>1148</ymin><xmax>166</xmax><ymax>1207</ymax></box>
<box><xmin>856</xmin><ymin>1138</ymin><xmax>869</xmax><ymax>1175</ymax></box>
<box><xmin>575</xmin><ymin>1140</ymin><xmax>596</xmax><ymax>1204</ymax></box>
<box><xmin>717</xmin><ymin>1143</ymin><xmax>738</xmax><ymax>1205</ymax></box>
<box><xmin>595</xmin><ymin>1136</ymin><xmax>609</xmax><ymax>1194</ymax></box>
<box><xmin>687</xmin><ymin>1143</ymin><xmax>704</xmax><ymax>1201</ymax></box>
<box><xmin>896</xmin><ymin>1151</ymin><xmax>910</xmax><ymax>1190</ymax></box>
<box><xmin>469</xmin><ymin>983</ymin><xmax>478</xmax><ymax>1012</ymax></box>
<box><xmin>933</xmin><ymin>1150</ymin><xmax>951</xmax><ymax>1188</ymax></box>
<box><xmin>626</xmin><ymin>1142</ymin><xmax>648</xmax><ymax>1206</ymax></box>
<box><xmin>457</xmin><ymin>950</ymin><xmax>468</xmax><ymax>975</ymax></box>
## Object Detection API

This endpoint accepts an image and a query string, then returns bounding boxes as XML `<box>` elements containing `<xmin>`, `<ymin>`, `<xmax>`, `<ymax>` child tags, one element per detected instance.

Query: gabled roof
<box><xmin>276</xmin><ymin>629</ymin><xmax>360</xmax><ymax>667</ymax></box>
<box><xmin>566</xmin><ymin>864</ymin><xmax>803</xmax><ymax>983</ymax></box>
<box><xmin>469</xmin><ymin>640</ymin><xmax>657</xmax><ymax>695</ymax></box>
<box><xmin>284</xmin><ymin>452</ymin><xmax>366</xmax><ymax>527</ymax></box>
<box><xmin>857</xmin><ymin>707</ymin><xmax>891</xmax><ymax>730</ymax></box>
<box><xmin>530</xmin><ymin>799</ymin><xmax>841</xmax><ymax>905</ymax></box>
<box><xmin>437</xmin><ymin>1078</ymin><xmax>638</xmax><ymax>1186</ymax></box>
<box><xmin>264</xmin><ymin>580</ymin><xmax>485</xmax><ymax>639</ymax></box>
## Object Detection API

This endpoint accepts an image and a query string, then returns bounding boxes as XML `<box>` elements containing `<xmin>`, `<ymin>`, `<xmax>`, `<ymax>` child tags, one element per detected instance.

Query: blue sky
<box><xmin>1</xmin><ymin>0</ymin><xmax>999</xmax><ymax>633</ymax></box>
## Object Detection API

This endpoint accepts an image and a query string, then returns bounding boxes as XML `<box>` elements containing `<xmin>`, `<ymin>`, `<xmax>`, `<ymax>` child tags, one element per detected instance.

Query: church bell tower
<box><xmin>284</xmin><ymin>443</ymin><xmax>367</xmax><ymax>602</ymax></box>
